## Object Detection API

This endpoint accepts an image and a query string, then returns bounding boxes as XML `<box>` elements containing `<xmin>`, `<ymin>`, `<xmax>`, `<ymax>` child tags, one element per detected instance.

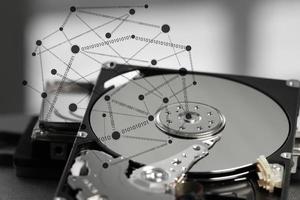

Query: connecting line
<box><xmin>43</xmin><ymin>46</ymin><xmax>105</xmax><ymax>98</ymax></box>
<box><xmin>78</xmin><ymin>48</ymin><xmax>161</xmax><ymax>100</ymax></box>
<box><xmin>122</xmin><ymin>135</ymin><xmax>168</xmax><ymax>143</ymax></box>
<box><xmin>55</xmin><ymin>69</ymin><xmax>99</xmax><ymax>92</ymax></box>
<box><xmin>41</xmin><ymin>44</ymin><xmax>92</xmax><ymax>85</ymax></box>
<box><xmin>32</xmin><ymin>45</ymin><xmax>39</xmax><ymax>55</ymax></box>
<box><xmin>188</xmin><ymin>51</ymin><xmax>196</xmax><ymax>82</ymax></box>
<box><xmin>82</xmin><ymin>49</ymin><xmax>164</xmax><ymax>99</ymax></box>
<box><xmin>61</xmin><ymin>11</ymin><xmax>72</xmax><ymax>28</ymax></box>
<box><xmin>49</xmin><ymin>51</ymin><xmax>103</xmax><ymax>100</ymax></box>
<box><xmin>77</xmin><ymin>51</ymin><xmax>162</xmax><ymax>100</ymax></box>
<box><xmin>61</xmin><ymin>30</ymin><xmax>73</xmax><ymax>46</ymax></box>
<box><xmin>45</xmin><ymin>55</ymin><xmax>75</xmax><ymax>120</ymax></box>
<box><xmin>76</xmin><ymin>93</ymin><xmax>90</xmax><ymax>105</ymax></box>
<box><xmin>126</xmin><ymin>31</ymin><xmax>162</xmax><ymax>63</ymax></box>
<box><xmin>24</xmin><ymin>83</ymin><xmax>45</xmax><ymax>121</ymax></box>
<box><xmin>83</xmin><ymin>50</ymin><xmax>148</xmax><ymax>63</ymax></box>
<box><xmin>162</xmin><ymin>75</ymin><xmax>186</xmax><ymax>112</ymax></box>
<box><xmin>80</xmin><ymin>51</ymin><xmax>104</xmax><ymax>65</ymax></box>
<box><xmin>110</xmin><ymin>142</ymin><xmax>168</xmax><ymax>166</ymax></box>
<box><xmin>78</xmin><ymin>10</ymin><xmax>160</xmax><ymax>28</ymax></box>
<box><xmin>69</xmin><ymin>111</ymin><xmax>83</xmax><ymax>120</ymax></box>
<box><xmin>134</xmin><ymin>35</ymin><xmax>186</xmax><ymax>49</ymax></box>
<box><xmin>165</xmin><ymin>106</ymin><xmax>171</xmax><ymax>130</ymax></box>
<box><xmin>111</xmin><ymin>99</ymin><xmax>149</xmax><ymax>116</ymax></box>
<box><xmin>107</xmin><ymin>67</ymin><xmax>163</xmax><ymax>99</ymax></box>
<box><xmin>42</xmin><ymin>29</ymin><xmax>59</xmax><ymax>40</ymax></box>
<box><xmin>24</xmin><ymin>83</ymin><xmax>59</xmax><ymax>122</ymax></box>
<box><xmin>81</xmin><ymin>35</ymin><xmax>132</xmax><ymax>51</ymax></box>
<box><xmin>76</xmin><ymin>13</ymin><xmax>129</xmax><ymax>64</ymax></box>
<box><xmin>157</xmin><ymin>102</ymin><xmax>165</xmax><ymax>113</ymax></box>
<box><xmin>56</xmin><ymin>70</ymin><xmax>106</xmax><ymax>105</ymax></box>
<box><xmin>25</xmin><ymin>83</ymin><xmax>42</xmax><ymax>95</ymax></box>
<box><xmin>157</xmin><ymin>49</ymin><xmax>186</xmax><ymax>62</ymax></box>
<box><xmin>142</xmin><ymin>100</ymin><xmax>150</xmax><ymax>115</ymax></box>
<box><xmin>92</xmin><ymin>151</ymin><xmax>104</xmax><ymax>162</ymax></box>
<box><xmin>91</xmin><ymin>109</ymin><xmax>148</xmax><ymax>119</ymax></box>
<box><xmin>37</xmin><ymin>13</ymin><xmax>129</xmax><ymax>55</ymax></box>
<box><xmin>41</xmin><ymin>96</ymin><xmax>46</xmax><ymax>121</ymax></box>
<box><xmin>169</xmin><ymin>83</ymin><xmax>193</xmax><ymax>100</ymax></box>
<box><xmin>111</xmin><ymin>14</ymin><xmax>130</xmax><ymax>34</ymax></box>
<box><xmin>167</xmin><ymin>34</ymin><xmax>181</xmax><ymax>66</ymax></box>
<box><xmin>77</xmin><ymin>5</ymin><xmax>145</xmax><ymax>9</ymax></box>
<box><xmin>181</xmin><ymin>77</ymin><xmax>189</xmax><ymax>112</ymax></box>
<box><xmin>107</xmin><ymin>100</ymin><xmax>116</xmax><ymax>131</ymax></box>
<box><xmin>110</xmin><ymin>83</ymin><xmax>128</xmax><ymax>97</ymax></box>
<box><xmin>142</xmin><ymin>77</ymin><xmax>164</xmax><ymax>97</ymax></box>
<box><xmin>103</xmin><ymin>117</ymin><xmax>106</xmax><ymax>144</ymax></box>
<box><xmin>144</xmin><ymin>75</ymin><xmax>178</xmax><ymax>97</ymax></box>
<box><xmin>44</xmin><ymin>98</ymin><xmax>69</xmax><ymax>122</ymax></box>
<box><xmin>54</xmin><ymin>108</ymin><xmax>74</xmax><ymax>122</ymax></box>
<box><xmin>38</xmin><ymin>47</ymin><xmax>45</xmax><ymax>91</ymax></box>
<box><xmin>72</xmin><ymin>68</ymin><xmax>101</xmax><ymax>83</ymax></box>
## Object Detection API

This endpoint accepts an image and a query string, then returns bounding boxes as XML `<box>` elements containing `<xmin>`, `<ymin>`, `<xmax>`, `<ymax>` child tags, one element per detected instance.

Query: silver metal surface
<box><xmin>129</xmin><ymin>142</ymin><xmax>209</xmax><ymax>193</ymax></box>
<box><xmin>155</xmin><ymin>102</ymin><xmax>225</xmax><ymax>139</ymax></box>
<box><xmin>90</xmin><ymin>74</ymin><xmax>290</xmax><ymax>173</ymax></box>
<box><xmin>68</xmin><ymin>150</ymin><xmax>174</xmax><ymax>200</ymax></box>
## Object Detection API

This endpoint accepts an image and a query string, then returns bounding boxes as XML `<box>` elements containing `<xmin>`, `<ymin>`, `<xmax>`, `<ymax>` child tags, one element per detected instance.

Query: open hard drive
<box><xmin>52</xmin><ymin>63</ymin><xmax>300</xmax><ymax>200</ymax></box>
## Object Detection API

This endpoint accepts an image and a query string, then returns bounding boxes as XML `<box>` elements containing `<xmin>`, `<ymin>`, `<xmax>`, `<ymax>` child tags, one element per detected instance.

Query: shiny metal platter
<box><xmin>89</xmin><ymin>74</ymin><xmax>289</xmax><ymax>174</ymax></box>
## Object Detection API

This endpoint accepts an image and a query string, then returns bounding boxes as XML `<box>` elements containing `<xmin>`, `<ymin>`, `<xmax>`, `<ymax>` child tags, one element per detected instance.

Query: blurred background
<box><xmin>1</xmin><ymin>0</ymin><xmax>300</xmax><ymax>114</ymax></box>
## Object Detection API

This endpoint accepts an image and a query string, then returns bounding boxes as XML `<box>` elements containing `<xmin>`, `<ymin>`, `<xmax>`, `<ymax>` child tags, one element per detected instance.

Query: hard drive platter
<box><xmin>89</xmin><ymin>70</ymin><xmax>289</xmax><ymax>174</ymax></box>
<box><xmin>55</xmin><ymin>64</ymin><xmax>300</xmax><ymax>200</ymax></box>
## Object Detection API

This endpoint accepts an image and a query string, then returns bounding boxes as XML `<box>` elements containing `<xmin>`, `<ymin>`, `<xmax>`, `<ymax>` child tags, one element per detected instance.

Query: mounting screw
<box><xmin>32</xmin><ymin>129</ymin><xmax>45</xmax><ymax>139</ymax></box>
<box><xmin>286</xmin><ymin>79</ymin><xmax>300</xmax><ymax>88</ymax></box>
<box><xmin>53</xmin><ymin>197</ymin><xmax>67</xmax><ymax>200</ymax></box>
<box><xmin>77</xmin><ymin>131</ymin><xmax>88</xmax><ymax>138</ymax></box>
<box><xmin>281</xmin><ymin>152</ymin><xmax>292</xmax><ymax>159</ymax></box>
<box><xmin>109</xmin><ymin>62</ymin><xmax>116</xmax><ymax>68</ymax></box>
<box><xmin>142</xmin><ymin>167</ymin><xmax>169</xmax><ymax>183</ymax></box>
<box><xmin>193</xmin><ymin>145</ymin><xmax>201</xmax><ymax>151</ymax></box>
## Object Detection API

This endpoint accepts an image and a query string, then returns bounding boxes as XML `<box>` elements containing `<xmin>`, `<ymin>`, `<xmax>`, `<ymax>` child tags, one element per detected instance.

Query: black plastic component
<box><xmin>14</xmin><ymin>117</ymin><xmax>77</xmax><ymax>178</ymax></box>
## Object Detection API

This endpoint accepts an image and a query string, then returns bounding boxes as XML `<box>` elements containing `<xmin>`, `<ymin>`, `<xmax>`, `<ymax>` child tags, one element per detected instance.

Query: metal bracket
<box><xmin>129</xmin><ymin>143</ymin><xmax>209</xmax><ymax>193</ymax></box>
<box><xmin>67</xmin><ymin>151</ymin><xmax>174</xmax><ymax>200</ymax></box>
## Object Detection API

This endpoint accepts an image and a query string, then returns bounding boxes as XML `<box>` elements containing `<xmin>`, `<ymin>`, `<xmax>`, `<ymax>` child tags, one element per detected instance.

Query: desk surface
<box><xmin>0</xmin><ymin>166</ymin><xmax>57</xmax><ymax>200</ymax></box>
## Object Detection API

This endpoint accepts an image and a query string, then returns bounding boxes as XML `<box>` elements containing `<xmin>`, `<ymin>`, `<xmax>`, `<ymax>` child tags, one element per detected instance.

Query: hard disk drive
<box><xmin>53</xmin><ymin>63</ymin><xmax>300</xmax><ymax>200</ymax></box>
